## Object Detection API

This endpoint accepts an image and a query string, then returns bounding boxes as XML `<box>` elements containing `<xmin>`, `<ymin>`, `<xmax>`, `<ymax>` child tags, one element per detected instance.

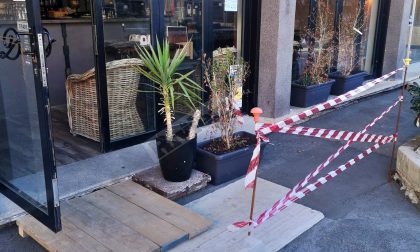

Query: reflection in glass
<box><xmin>339</xmin><ymin>0</ymin><xmax>377</xmax><ymax>74</ymax></box>
<box><xmin>164</xmin><ymin>0</ymin><xmax>203</xmax><ymax>124</ymax></box>
<box><xmin>292</xmin><ymin>0</ymin><xmax>379</xmax><ymax>78</ymax></box>
<box><xmin>410</xmin><ymin>0</ymin><xmax>420</xmax><ymax>63</ymax></box>
<box><xmin>102</xmin><ymin>0</ymin><xmax>155</xmax><ymax>142</ymax></box>
<box><xmin>293</xmin><ymin>0</ymin><xmax>336</xmax><ymax>81</ymax></box>
<box><xmin>0</xmin><ymin>0</ymin><xmax>48</xmax><ymax>211</ymax></box>
<box><xmin>212</xmin><ymin>0</ymin><xmax>242</xmax><ymax>54</ymax></box>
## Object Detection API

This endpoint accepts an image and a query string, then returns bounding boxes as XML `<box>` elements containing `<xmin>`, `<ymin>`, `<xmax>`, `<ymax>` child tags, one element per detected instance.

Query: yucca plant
<box><xmin>135</xmin><ymin>40</ymin><xmax>203</xmax><ymax>142</ymax></box>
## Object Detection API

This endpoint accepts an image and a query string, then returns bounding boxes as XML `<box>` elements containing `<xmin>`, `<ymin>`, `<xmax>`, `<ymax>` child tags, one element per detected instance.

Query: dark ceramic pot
<box><xmin>290</xmin><ymin>80</ymin><xmax>335</xmax><ymax>107</ymax></box>
<box><xmin>156</xmin><ymin>133</ymin><xmax>197</xmax><ymax>182</ymax></box>
<box><xmin>196</xmin><ymin>131</ymin><xmax>265</xmax><ymax>185</ymax></box>
<box><xmin>328</xmin><ymin>71</ymin><xmax>368</xmax><ymax>95</ymax></box>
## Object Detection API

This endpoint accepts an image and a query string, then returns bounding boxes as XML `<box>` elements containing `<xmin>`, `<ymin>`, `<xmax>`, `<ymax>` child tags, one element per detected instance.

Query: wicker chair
<box><xmin>66</xmin><ymin>58</ymin><xmax>145</xmax><ymax>142</ymax></box>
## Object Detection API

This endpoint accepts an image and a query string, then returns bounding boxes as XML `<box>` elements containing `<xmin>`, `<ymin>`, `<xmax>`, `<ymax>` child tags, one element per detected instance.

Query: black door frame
<box><xmin>371</xmin><ymin>0</ymin><xmax>391</xmax><ymax>77</ymax></box>
<box><xmin>0</xmin><ymin>0</ymin><xmax>61</xmax><ymax>233</ymax></box>
<box><xmin>93</xmin><ymin>0</ymin><xmax>261</xmax><ymax>151</ymax></box>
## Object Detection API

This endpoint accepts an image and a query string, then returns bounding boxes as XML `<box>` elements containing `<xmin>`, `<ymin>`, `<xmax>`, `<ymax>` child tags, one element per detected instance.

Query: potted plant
<box><xmin>328</xmin><ymin>3</ymin><xmax>368</xmax><ymax>95</ymax></box>
<box><xmin>408</xmin><ymin>82</ymin><xmax>420</xmax><ymax>153</ymax></box>
<box><xmin>195</xmin><ymin>48</ymin><xmax>257</xmax><ymax>185</ymax></box>
<box><xmin>291</xmin><ymin>0</ymin><xmax>335</xmax><ymax>108</ymax></box>
<box><xmin>135</xmin><ymin>40</ymin><xmax>203</xmax><ymax>182</ymax></box>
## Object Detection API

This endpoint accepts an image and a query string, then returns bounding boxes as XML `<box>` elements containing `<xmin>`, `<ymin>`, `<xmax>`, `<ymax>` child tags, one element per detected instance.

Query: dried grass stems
<box><xmin>303</xmin><ymin>1</ymin><xmax>334</xmax><ymax>86</ymax></box>
<box><xmin>336</xmin><ymin>3</ymin><xmax>369</xmax><ymax>76</ymax></box>
<box><xmin>203</xmin><ymin>48</ymin><xmax>250</xmax><ymax>150</ymax></box>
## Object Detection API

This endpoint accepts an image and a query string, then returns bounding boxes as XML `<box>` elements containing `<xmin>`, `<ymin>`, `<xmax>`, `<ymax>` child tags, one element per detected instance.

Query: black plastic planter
<box><xmin>329</xmin><ymin>72</ymin><xmax>368</xmax><ymax>95</ymax></box>
<box><xmin>290</xmin><ymin>80</ymin><xmax>334</xmax><ymax>108</ymax></box>
<box><xmin>196</xmin><ymin>131</ymin><xmax>262</xmax><ymax>185</ymax></box>
<box><xmin>156</xmin><ymin>133</ymin><xmax>197</xmax><ymax>182</ymax></box>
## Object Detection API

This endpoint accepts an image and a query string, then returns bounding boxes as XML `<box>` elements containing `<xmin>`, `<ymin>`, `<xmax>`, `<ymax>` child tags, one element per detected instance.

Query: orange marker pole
<box><xmin>248</xmin><ymin>107</ymin><xmax>263</xmax><ymax>236</ymax></box>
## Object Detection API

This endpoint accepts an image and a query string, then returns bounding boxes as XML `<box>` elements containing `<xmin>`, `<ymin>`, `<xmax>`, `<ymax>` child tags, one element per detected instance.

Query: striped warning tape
<box><xmin>231</xmin><ymin>135</ymin><xmax>396</xmax><ymax>231</ymax></box>
<box><xmin>273</xmin><ymin>125</ymin><xmax>394</xmax><ymax>143</ymax></box>
<box><xmin>258</xmin><ymin>68</ymin><xmax>403</xmax><ymax>135</ymax></box>
<box><xmin>243</xmin><ymin>69</ymin><xmax>402</xmax><ymax>189</ymax></box>
<box><xmin>253</xmin><ymin>135</ymin><xmax>396</xmax><ymax>227</ymax></box>
<box><xmin>270</xmin><ymin>96</ymin><xmax>403</xmax><ymax>202</ymax></box>
<box><xmin>244</xmin><ymin>95</ymin><xmax>402</xmax><ymax>190</ymax></box>
<box><xmin>234</xmin><ymin>68</ymin><xmax>404</xmax><ymax>230</ymax></box>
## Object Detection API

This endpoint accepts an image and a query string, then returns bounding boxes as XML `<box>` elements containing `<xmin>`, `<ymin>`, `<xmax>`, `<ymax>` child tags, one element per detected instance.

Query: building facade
<box><xmin>257</xmin><ymin>0</ymin><xmax>415</xmax><ymax>118</ymax></box>
<box><xmin>0</xmin><ymin>0</ymin><xmax>417</xmax><ymax>231</ymax></box>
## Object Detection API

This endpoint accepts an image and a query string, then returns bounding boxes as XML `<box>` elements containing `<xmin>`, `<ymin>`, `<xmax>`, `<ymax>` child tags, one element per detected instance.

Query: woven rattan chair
<box><xmin>66</xmin><ymin>58</ymin><xmax>145</xmax><ymax>142</ymax></box>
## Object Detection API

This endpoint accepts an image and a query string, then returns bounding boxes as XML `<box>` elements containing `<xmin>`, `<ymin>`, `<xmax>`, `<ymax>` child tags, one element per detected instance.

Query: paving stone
<box><xmin>132</xmin><ymin>167</ymin><xmax>211</xmax><ymax>200</ymax></box>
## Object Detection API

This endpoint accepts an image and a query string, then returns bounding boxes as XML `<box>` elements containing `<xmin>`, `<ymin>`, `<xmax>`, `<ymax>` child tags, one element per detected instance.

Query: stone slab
<box><xmin>133</xmin><ymin>167</ymin><xmax>211</xmax><ymax>200</ymax></box>
<box><xmin>170</xmin><ymin>178</ymin><xmax>324</xmax><ymax>252</ymax></box>
<box><xmin>396</xmin><ymin>137</ymin><xmax>420</xmax><ymax>204</ymax></box>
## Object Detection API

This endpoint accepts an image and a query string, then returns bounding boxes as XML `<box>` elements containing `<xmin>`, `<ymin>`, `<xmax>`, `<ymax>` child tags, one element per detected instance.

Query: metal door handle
<box><xmin>42</xmin><ymin>28</ymin><xmax>56</xmax><ymax>58</ymax></box>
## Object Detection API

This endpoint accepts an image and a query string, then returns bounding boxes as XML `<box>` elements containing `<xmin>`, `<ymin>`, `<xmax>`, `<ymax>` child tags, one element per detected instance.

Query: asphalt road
<box><xmin>1</xmin><ymin>89</ymin><xmax>419</xmax><ymax>251</ymax></box>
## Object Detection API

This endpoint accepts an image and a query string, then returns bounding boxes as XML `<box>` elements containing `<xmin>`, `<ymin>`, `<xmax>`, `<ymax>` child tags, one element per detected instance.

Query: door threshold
<box><xmin>0</xmin><ymin>140</ymin><xmax>159</xmax><ymax>226</ymax></box>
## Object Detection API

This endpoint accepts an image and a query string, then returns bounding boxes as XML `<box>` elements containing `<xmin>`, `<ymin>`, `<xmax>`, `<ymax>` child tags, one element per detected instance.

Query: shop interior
<box><xmin>38</xmin><ymin>0</ymin><xmax>242</xmax><ymax>166</ymax></box>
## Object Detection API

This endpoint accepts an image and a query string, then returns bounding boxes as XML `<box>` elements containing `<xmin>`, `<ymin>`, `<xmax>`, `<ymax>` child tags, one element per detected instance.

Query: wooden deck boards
<box><xmin>16</xmin><ymin>181</ymin><xmax>211</xmax><ymax>252</ymax></box>
<box><xmin>51</xmin><ymin>106</ymin><xmax>100</xmax><ymax>167</ymax></box>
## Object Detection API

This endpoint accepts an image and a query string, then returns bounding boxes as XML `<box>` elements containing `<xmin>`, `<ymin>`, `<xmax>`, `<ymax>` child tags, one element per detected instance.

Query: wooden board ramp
<box><xmin>170</xmin><ymin>179</ymin><xmax>324</xmax><ymax>252</ymax></box>
<box><xmin>16</xmin><ymin>180</ymin><xmax>212</xmax><ymax>252</ymax></box>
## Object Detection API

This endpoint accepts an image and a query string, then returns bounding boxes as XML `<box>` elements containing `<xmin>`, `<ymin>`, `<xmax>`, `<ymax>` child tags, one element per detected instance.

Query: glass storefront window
<box><xmin>293</xmin><ymin>0</ymin><xmax>380</xmax><ymax>82</ymax></box>
<box><xmin>212</xmin><ymin>0</ymin><xmax>243</xmax><ymax>55</ymax></box>
<box><xmin>293</xmin><ymin>0</ymin><xmax>336</xmax><ymax>82</ymax></box>
<box><xmin>164</xmin><ymin>0</ymin><xmax>203</xmax><ymax>124</ymax></box>
<box><xmin>102</xmin><ymin>0</ymin><xmax>155</xmax><ymax>142</ymax></box>
<box><xmin>339</xmin><ymin>0</ymin><xmax>378</xmax><ymax>74</ymax></box>
<box><xmin>411</xmin><ymin>0</ymin><xmax>420</xmax><ymax>62</ymax></box>
<box><xmin>212</xmin><ymin>0</ymin><xmax>244</xmax><ymax>108</ymax></box>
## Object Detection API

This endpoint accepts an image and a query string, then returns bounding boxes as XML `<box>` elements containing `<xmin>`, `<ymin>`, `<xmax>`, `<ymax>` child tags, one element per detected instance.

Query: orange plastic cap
<box><xmin>251</xmin><ymin>107</ymin><xmax>263</xmax><ymax>123</ymax></box>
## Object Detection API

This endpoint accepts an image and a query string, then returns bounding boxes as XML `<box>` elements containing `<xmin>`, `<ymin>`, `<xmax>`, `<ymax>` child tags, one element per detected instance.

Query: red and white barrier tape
<box><xmin>243</xmin><ymin>69</ymin><xmax>402</xmax><ymax>189</ymax></box>
<box><xmin>274</xmin><ymin>125</ymin><xmax>393</xmax><ymax>143</ymax></box>
<box><xmin>244</xmin><ymin>95</ymin><xmax>402</xmax><ymax>190</ymax></box>
<box><xmin>253</xmin><ymin>135</ymin><xmax>396</xmax><ymax>227</ymax></box>
<box><xmin>233</xmin><ymin>102</ymin><xmax>245</xmax><ymax>125</ymax></box>
<box><xmin>276</xmin><ymin>96</ymin><xmax>403</xmax><ymax>202</ymax></box>
<box><xmin>244</xmin><ymin>130</ymin><xmax>264</xmax><ymax>188</ymax></box>
<box><xmin>233</xmin><ymin>68</ymin><xmax>404</xmax><ymax>230</ymax></box>
<box><xmin>258</xmin><ymin>68</ymin><xmax>403</xmax><ymax>135</ymax></box>
<box><xmin>230</xmin><ymin>135</ymin><xmax>396</xmax><ymax>231</ymax></box>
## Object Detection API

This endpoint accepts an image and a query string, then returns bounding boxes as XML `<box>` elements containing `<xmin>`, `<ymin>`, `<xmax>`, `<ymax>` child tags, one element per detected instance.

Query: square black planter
<box><xmin>196</xmin><ymin>131</ymin><xmax>262</xmax><ymax>185</ymax></box>
<box><xmin>328</xmin><ymin>71</ymin><xmax>368</xmax><ymax>95</ymax></box>
<box><xmin>290</xmin><ymin>80</ymin><xmax>335</xmax><ymax>108</ymax></box>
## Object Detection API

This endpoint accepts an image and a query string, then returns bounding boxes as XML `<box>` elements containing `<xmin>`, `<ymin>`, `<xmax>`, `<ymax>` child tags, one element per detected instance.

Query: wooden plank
<box><xmin>171</xmin><ymin>179</ymin><xmax>325</xmax><ymax>252</ymax></box>
<box><xmin>51</xmin><ymin>106</ymin><xmax>100</xmax><ymax>166</ymax></box>
<box><xmin>61</xmin><ymin>217</ymin><xmax>111</xmax><ymax>252</ymax></box>
<box><xmin>83</xmin><ymin>189</ymin><xmax>188</xmax><ymax>251</ymax></box>
<box><xmin>61</xmin><ymin>199</ymin><xmax>160</xmax><ymax>252</ymax></box>
<box><xmin>108</xmin><ymin>181</ymin><xmax>212</xmax><ymax>238</ymax></box>
<box><xmin>16</xmin><ymin>215</ymin><xmax>89</xmax><ymax>252</ymax></box>
<box><xmin>18</xmin><ymin>225</ymin><xmax>28</xmax><ymax>238</ymax></box>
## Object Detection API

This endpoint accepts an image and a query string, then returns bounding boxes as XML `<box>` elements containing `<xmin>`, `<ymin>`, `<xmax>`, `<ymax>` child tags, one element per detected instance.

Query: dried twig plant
<box><xmin>301</xmin><ymin>0</ymin><xmax>335</xmax><ymax>86</ymax></box>
<box><xmin>203</xmin><ymin>48</ymin><xmax>250</xmax><ymax>150</ymax></box>
<box><xmin>336</xmin><ymin>2</ymin><xmax>369</xmax><ymax>76</ymax></box>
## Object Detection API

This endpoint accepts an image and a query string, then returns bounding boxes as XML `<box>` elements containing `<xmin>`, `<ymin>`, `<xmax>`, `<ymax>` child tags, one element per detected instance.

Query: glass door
<box><xmin>0</xmin><ymin>0</ymin><xmax>61</xmax><ymax>232</ymax></box>
<box><xmin>93</xmin><ymin>0</ymin><xmax>157</xmax><ymax>150</ymax></box>
<box><xmin>163</xmin><ymin>0</ymin><xmax>204</xmax><ymax>126</ymax></box>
